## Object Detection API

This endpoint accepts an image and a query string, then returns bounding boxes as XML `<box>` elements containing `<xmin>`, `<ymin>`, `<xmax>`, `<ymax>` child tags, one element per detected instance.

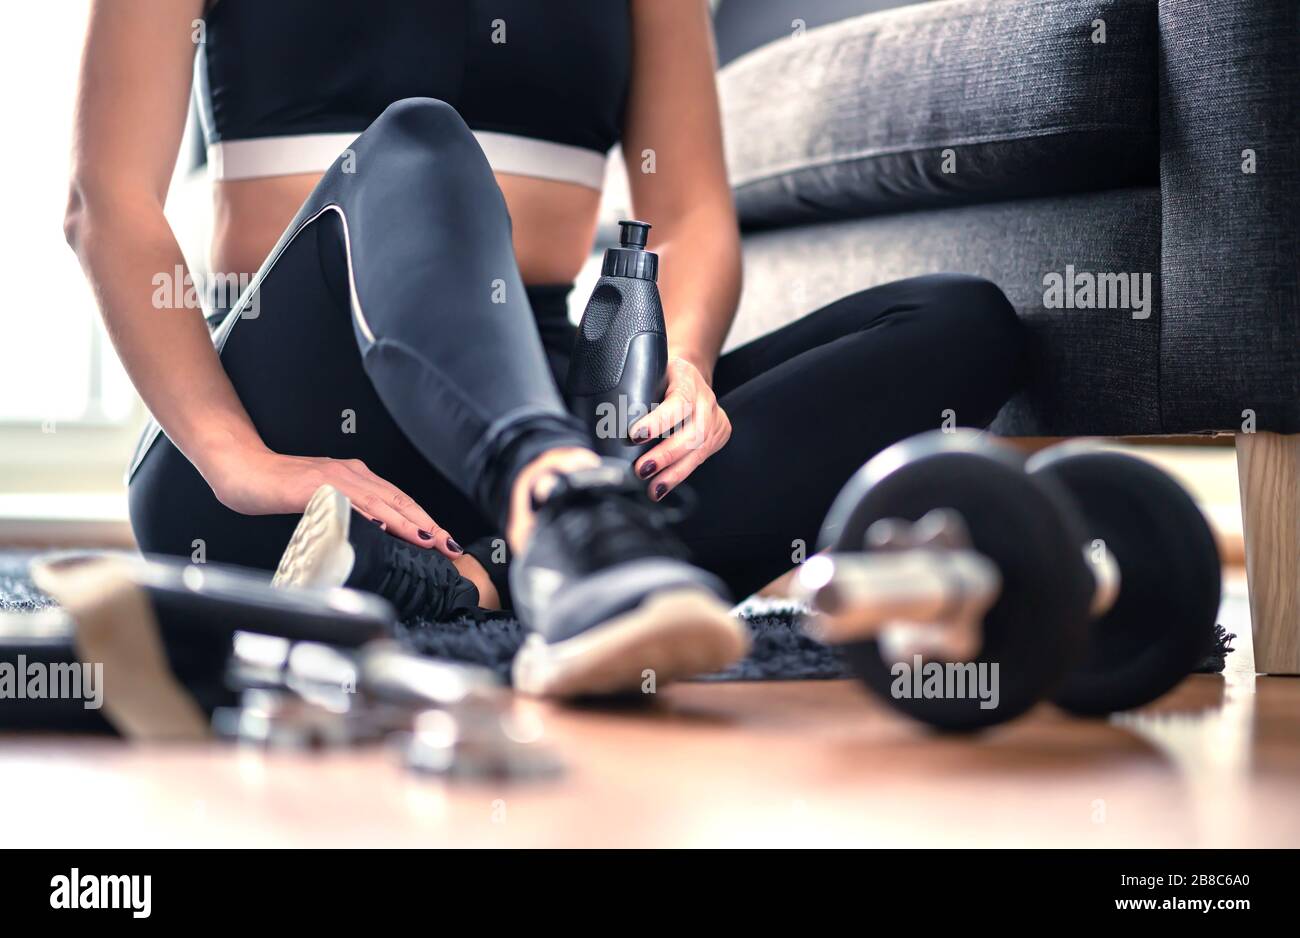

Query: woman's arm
<box><xmin>64</xmin><ymin>0</ymin><xmax>267</xmax><ymax>488</ymax></box>
<box><xmin>64</xmin><ymin>0</ymin><xmax>455</xmax><ymax>550</ymax></box>
<box><xmin>621</xmin><ymin>0</ymin><xmax>740</xmax><ymax>382</ymax></box>
<box><xmin>621</xmin><ymin>0</ymin><xmax>740</xmax><ymax>497</ymax></box>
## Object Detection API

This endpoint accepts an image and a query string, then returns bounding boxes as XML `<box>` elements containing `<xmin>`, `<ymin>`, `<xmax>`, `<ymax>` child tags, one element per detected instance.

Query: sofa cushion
<box><xmin>714</xmin><ymin>0</ymin><xmax>932</xmax><ymax>67</ymax></box>
<box><xmin>726</xmin><ymin>188</ymin><xmax>1163</xmax><ymax>436</ymax></box>
<box><xmin>720</xmin><ymin>0</ymin><xmax>1159</xmax><ymax>228</ymax></box>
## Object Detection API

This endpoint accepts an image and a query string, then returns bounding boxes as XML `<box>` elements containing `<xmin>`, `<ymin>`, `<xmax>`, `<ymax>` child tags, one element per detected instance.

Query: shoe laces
<box><xmin>376</xmin><ymin>541</ymin><xmax>466</xmax><ymax>621</ymax></box>
<box><xmin>540</xmin><ymin>482</ymin><xmax>689</xmax><ymax>574</ymax></box>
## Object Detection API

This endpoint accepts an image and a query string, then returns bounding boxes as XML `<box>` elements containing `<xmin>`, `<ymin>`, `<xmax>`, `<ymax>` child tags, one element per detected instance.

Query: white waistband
<box><xmin>207</xmin><ymin>130</ymin><xmax>608</xmax><ymax>189</ymax></box>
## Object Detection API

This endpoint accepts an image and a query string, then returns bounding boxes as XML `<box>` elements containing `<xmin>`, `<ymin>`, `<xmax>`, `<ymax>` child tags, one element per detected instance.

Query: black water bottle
<box><xmin>566</xmin><ymin>220</ymin><xmax>668</xmax><ymax>461</ymax></box>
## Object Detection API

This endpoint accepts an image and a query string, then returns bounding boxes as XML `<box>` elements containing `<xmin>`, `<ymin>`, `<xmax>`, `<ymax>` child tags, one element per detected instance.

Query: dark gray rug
<box><xmin>395</xmin><ymin>608</ymin><xmax>848</xmax><ymax>682</ymax></box>
<box><xmin>0</xmin><ymin>551</ymin><xmax>1233</xmax><ymax>684</ymax></box>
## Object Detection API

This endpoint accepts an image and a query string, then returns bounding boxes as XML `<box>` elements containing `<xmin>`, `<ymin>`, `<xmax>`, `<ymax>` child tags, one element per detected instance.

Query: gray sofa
<box><xmin>712</xmin><ymin>0</ymin><xmax>1298</xmax><ymax>669</ymax></box>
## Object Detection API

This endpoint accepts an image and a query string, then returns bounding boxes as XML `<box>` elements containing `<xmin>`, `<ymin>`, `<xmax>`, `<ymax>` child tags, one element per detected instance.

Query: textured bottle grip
<box><xmin>566</xmin><ymin>278</ymin><xmax>666</xmax><ymax>398</ymax></box>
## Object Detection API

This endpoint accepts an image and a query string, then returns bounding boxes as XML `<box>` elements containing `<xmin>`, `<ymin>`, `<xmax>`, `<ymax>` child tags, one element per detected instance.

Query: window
<box><xmin>0</xmin><ymin>3</ymin><xmax>137</xmax><ymax>428</ymax></box>
<box><xmin>0</xmin><ymin>5</ymin><xmax>216</xmax><ymax>500</ymax></box>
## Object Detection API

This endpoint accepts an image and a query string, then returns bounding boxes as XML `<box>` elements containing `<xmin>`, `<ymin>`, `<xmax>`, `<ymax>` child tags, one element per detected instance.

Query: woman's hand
<box><xmin>630</xmin><ymin>356</ymin><xmax>731</xmax><ymax>500</ymax></box>
<box><xmin>208</xmin><ymin>450</ymin><xmax>462</xmax><ymax>558</ymax></box>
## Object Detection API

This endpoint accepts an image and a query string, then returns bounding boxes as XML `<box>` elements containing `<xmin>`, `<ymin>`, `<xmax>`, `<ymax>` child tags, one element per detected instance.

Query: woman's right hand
<box><xmin>208</xmin><ymin>450</ymin><xmax>462</xmax><ymax>558</ymax></box>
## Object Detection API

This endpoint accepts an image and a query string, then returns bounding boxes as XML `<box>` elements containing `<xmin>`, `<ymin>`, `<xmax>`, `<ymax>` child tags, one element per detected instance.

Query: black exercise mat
<box><xmin>394</xmin><ymin>608</ymin><xmax>849</xmax><ymax>682</ymax></box>
<box><xmin>0</xmin><ymin>551</ymin><xmax>1233</xmax><ymax>683</ymax></box>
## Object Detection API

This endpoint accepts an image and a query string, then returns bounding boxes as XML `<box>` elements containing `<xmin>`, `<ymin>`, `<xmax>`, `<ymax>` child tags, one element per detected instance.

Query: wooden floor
<box><xmin>3</xmin><ymin>571</ymin><xmax>1297</xmax><ymax>848</ymax></box>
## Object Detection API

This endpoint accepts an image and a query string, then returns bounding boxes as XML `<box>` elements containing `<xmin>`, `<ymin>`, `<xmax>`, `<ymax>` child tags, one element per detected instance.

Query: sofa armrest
<box><xmin>1158</xmin><ymin>0</ymin><xmax>1299</xmax><ymax>433</ymax></box>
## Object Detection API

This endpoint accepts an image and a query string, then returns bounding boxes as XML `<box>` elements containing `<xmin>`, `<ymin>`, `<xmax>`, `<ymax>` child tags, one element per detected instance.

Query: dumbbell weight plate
<box><xmin>1027</xmin><ymin>448</ymin><xmax>1220</xmax><ymax>716</ymax></box>
<box><xmin>33</xmin><ymin>551</ymin><xmax>395</xmax><ymax>648</ymax></box>
<box><xmin>820</xmin><ymin>431</ymin><xmax>1095</xmax><ymax>731</ymax></box>
<box><xmin>31</xmin><ymin>552</ymin><xmax>395</xmax><ymax>717</ymax></box>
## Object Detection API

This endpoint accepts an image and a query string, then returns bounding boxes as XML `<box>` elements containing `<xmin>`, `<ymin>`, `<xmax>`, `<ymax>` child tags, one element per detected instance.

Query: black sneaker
<box><xmin>509</xmin><ymin>462</ymin><xmax>748</xmax><ymax>697</ymax></box>
<box><xmin>273</xmin><ymin>485</ymin><xmax>480</xmax><ymax>621</ymax></box>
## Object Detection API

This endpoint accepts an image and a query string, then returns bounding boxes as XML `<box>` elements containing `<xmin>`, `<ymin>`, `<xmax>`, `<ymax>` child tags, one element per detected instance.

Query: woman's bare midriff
<box><xmin>210</xmin><ymin>172</ymin><xmax>603</xmax><ymax>287</ymax></box>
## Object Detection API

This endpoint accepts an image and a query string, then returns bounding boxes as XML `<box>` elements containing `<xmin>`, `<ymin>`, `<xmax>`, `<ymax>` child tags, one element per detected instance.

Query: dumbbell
<box><xmin>222</xmin><ymin>636</ymin><xmax>561</xmax><ymax>779</ymax></box>
<box><xmin>796</xmin><ymin>431</ymin><xmax>1220</xmax><ymax>731</ymax></box>
<box><xmin>26</xmin><ymin>553</ymin><xmax>561</xmax><ymax>778</ymax></box>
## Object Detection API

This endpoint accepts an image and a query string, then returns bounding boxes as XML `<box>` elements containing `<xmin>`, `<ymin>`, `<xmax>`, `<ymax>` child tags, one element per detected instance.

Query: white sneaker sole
<box><xmin>511</xmin><ymin>588</ymin><xmax>750</xmax><ymax>698</ymax></box>
<box><xmin>271</xmin><ymin>484</ymin><xmax>357</xmax><ymax>590</ymax></box>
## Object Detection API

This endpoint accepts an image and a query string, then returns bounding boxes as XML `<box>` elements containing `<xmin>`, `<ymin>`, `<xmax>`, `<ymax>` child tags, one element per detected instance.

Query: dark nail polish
<box><xmin>653</xmin><ymin>483</ymin><xmax>668</xmax><ymax>500</ymax></box>
<box><xmin>418</xmin><ymin>529</ymin><xmax>432</xmax><ymax>540</ymax></box>
<box><xmin>447</xmin><ymin>538</ymin><xmax>464</xmax><ymax>554</ymax></box>
<box><xmin>370</xmin><ymin>518</ymin><xmax>384</xmax><ymax>527</ymax></box>
<box><xmin>632</xmin><ymin>427</ymin><xmax>650</xmax><ymax>442</ymax></box>
<box><xmin>637</xmin><ymin>460</ymin><xmax>657</xmax><ymax>479</ymax></box>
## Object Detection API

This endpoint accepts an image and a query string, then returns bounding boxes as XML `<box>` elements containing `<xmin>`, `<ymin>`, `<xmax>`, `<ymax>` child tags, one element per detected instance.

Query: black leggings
<box><xmin>130</xmin><ymin>98</ymin><xmax>1025</xmax><ymax>601</ymax></box>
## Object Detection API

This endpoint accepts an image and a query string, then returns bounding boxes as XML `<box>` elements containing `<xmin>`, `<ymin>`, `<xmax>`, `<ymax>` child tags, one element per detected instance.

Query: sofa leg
<box><xmin>1236</xmin><ymin>432</ymin><xmax>1300</xmax><ymax>674</ymax></box>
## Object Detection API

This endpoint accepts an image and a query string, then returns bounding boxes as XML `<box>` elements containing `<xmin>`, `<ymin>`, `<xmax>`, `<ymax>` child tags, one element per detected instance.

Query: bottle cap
<box><xmin>619</xmin><ymin>220</ymin><xmax>650</xmax><ymax>250</ymax></box>
<box><xmin>602</xmin><ymin>219</ymin><xmax>658</xmax><ymax>281</ymax></box>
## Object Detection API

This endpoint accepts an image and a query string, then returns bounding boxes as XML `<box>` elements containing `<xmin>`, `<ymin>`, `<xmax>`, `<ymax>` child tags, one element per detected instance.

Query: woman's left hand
<box><xmin>630</xmin><ymin>356</ymin><xmax>731</xmax><ymax>500</ymax></box>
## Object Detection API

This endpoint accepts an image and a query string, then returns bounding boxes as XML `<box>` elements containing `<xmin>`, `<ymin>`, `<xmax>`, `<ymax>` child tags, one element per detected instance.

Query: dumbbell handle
<box><xmin>1087</xmin><ymin>546</ymin><xmax>1121</xmax><ymax>618</ymax></box>
<box><xmin>358</xmin><ymin>641</ymin><xmax>500</xmax><ymax>706</ymax></box>
<box><xmin>797</xmin><ymin>550</ymin><xmax>1000</xmax><ymax>659</ymax></box>
<box><xmin>798</xmin><ymin>545</ymin><xmax>1120</xmax><ymax>657</ymax></box>
<box><xmin>237</xmin><ymin>637</ymin><xmax>501</xmax><ymax>707</ymax></box>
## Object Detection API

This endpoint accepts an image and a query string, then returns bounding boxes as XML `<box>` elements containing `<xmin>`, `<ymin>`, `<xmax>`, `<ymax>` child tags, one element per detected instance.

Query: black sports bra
<box><xmin>195</xmin><ymin>0</ymin><xmax>632</xmax><ymax>189</ymax></box>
